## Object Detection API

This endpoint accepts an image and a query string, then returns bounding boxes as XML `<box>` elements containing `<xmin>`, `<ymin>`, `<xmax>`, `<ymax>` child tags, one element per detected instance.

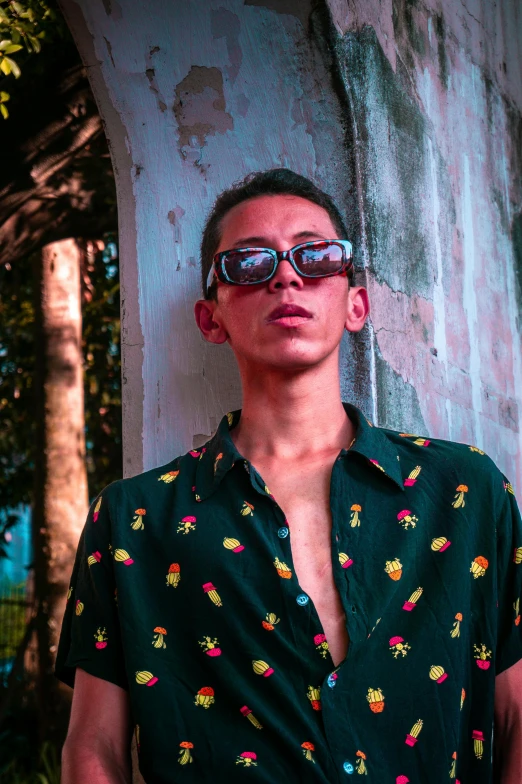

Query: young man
<box><xmin>57</xmin><ymin>169</ymin><xmax>522</xmax><ymax>783</ymax></box>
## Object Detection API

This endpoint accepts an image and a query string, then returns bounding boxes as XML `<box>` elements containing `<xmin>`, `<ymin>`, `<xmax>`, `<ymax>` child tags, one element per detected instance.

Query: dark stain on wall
<box><xmin>433</xmin><ymin>13</ymin><xmax>448</xmax><ymax>89</ymax></box>
<box><xmin>173</xmin><ymin>66</ymin><xmax>233</xmax><ymax>153</ymax></box>
<box><xmin>335</xmin><ymin>26</ymin><xmax>432</xmax><ymax>297</ymax></box>
<box><xmin>244</xmin><ymin>0</ymin><xmax>312</xmax><ymax>29</ymax></box>
<box><xmin>211</xmin><ymin>8</ymin><xmax>243</xmax><ymax>85</ymax></box>
<box><xmin>375</xmin><ymin>349</ymin><xmax>427</xmax><ymax>434</ymax></box>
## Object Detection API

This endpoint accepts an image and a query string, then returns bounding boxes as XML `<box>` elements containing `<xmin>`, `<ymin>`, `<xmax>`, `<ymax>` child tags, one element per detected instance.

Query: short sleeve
<box><xmin>54</xmin><ymin>486</ymin><xmax>128</xmax><ymax>690</ymax></box>
<box><xmin>495</xmin><ymin>476</ymin><xmax>522</xmax><ymax>675</ymax></box>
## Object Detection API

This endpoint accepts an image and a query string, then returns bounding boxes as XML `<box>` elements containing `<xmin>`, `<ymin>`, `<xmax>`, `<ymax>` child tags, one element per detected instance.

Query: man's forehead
<box><xmin>218</xmin><ymin>195</ymin><xmax>337</xmax><ymax>249</ymax></box>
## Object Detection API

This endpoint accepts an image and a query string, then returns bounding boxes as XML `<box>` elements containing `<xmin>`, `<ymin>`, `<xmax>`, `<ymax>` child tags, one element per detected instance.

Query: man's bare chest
<box><xmin>251</xmin><ymin>457</ymin><xmax>349</xmax><ymax>666</ymax></box>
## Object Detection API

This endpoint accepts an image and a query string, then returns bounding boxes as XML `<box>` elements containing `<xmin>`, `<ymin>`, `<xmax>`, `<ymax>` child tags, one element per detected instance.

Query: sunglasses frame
<box><xmin>206</xmin><ymin>239</ymin><xmax>354</xmax><ymax>296</ymax></box>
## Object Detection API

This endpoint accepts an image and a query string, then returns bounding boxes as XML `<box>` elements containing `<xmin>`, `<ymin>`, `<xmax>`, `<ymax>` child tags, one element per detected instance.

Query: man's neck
<box><xmin>229</xmin><ymin>382</ymin><xmax>355</xmax><ymax>465</ymax></box>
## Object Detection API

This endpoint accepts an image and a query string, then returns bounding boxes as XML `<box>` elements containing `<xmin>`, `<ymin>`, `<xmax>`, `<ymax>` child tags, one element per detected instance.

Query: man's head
<box><xmin>194</xmin><ymin>168</ymin><xmax>369</xmax><ymax>374</ymax></box>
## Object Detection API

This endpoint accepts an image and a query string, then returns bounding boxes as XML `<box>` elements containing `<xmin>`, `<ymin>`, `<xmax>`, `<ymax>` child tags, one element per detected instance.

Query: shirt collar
<box><xmin>195</xmin><ymin>402</ymin><xmax>404</xmax><ymax>502</ymax></box>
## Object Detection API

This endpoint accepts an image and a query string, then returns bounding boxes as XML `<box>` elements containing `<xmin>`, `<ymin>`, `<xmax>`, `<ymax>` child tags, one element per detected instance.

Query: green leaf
<box><xmin>0</xmin><ymin>57</ymin><xmax>11</xmax><ymax>75</ymax></box>
<box><xmin>0</xmin><ymin>90</ymin><xmax>10</xmax><ymax>101</ymax></box>
<box><xmin>4</xmin><ymin>43</ymin><xmax>23</xmax><ymax>54</ymax></box>
<box><xmin>0</xmin><ymin>40</ymin><xmax>13</xmax><ymax>50</ymax></box>
<box><xmin>4</xmin><ymin>56</ymin><xmax>21</xmax><ymax>78</ymax></box>
<box><xmin>0</xmin><ymin>103</ymin><xmax>8</xmax><ymax>119</ymax></box>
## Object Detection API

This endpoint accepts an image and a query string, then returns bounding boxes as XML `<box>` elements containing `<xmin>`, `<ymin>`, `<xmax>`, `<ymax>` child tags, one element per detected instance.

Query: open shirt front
<box><xmin>55</xmin><ymin>403</ymin><xmax>522</xmax><ymax>783</ymax></box>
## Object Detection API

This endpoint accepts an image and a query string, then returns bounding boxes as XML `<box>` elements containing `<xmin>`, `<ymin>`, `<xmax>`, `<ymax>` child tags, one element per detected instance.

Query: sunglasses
<box><xmin>206</xmin><ymin>239</ymin><xmax>354</xmax><ymax>297</ymax></box>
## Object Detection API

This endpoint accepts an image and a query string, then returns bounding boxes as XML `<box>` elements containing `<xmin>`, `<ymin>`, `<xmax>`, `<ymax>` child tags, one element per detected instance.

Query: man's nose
<box><xmin>267</xmin><ymin>258</ymin><xmax>303</xmax><ymax>289</ymax></box>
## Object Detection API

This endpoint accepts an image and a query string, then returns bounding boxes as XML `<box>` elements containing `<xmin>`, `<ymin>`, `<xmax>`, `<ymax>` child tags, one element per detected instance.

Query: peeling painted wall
<box><xmin>59</xmin><ymin>0</ymin><xmax>522</xmax><ymax>492</ymax></box>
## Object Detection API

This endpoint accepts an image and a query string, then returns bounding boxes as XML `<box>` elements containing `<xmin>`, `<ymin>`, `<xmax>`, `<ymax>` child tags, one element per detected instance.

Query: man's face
<box><xmin>194</xmin><ymin>194</ymin><xmax>369</xmax><ymax>371</ymax></box>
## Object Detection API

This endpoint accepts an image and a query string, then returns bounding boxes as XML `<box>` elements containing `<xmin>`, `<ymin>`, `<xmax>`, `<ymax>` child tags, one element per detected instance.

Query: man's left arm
<box><xmin>494</xmin><ymin>659</ymin><xmax>522</xmax><ymax>783</ymax></box>
<box><xmin>494</xmin><ymin>476</ymin><xmax>522</xmax><ymax>782</ymax></box>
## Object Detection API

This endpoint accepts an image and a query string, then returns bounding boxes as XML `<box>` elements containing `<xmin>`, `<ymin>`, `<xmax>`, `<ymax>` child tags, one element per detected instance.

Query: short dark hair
<box><xmin>200</xmin><ymin>168</ymin><xmax>350</xmax><ymax>301</ymax></box>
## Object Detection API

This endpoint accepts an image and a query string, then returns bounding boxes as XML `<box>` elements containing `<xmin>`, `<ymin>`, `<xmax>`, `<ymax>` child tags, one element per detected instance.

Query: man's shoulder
<box><xmin>380</xmin><ymin>425</ymin><xmax>507</xmax><ymax>488</ymax></box>
<box><xmin>98</xmin><ymin>447</ymin><xmax>202</xmax><ymax>504</ymax></box>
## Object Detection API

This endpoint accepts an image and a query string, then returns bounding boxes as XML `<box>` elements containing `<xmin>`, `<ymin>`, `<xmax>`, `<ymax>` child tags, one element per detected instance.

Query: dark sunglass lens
<box><xmin>294</xmin><ymin>242</ymin><xmax>344</xmax><ymax>275</ymax></box>
<box><xmin>223</xmin><ymin>250</ymin><xmax>274</xmax><ymax>283</ymax></box>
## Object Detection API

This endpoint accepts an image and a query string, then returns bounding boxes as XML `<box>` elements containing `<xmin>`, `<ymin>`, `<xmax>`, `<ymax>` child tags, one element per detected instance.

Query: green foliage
<box><xmin>0</xmin><ymin>239</ymin><xmax>122</xmax><ymax>508</ymax></box>
<box><xmin>0</xmin><ymin>0</ymin><xmax>66</xmax><ymax>117</ymax></box>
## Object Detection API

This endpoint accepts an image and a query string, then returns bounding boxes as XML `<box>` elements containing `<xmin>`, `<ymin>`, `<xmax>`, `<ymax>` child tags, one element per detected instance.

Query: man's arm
<box><xmin>494</xmin><ymin>658</ymin><xmax>522</xmax><ymax>784</ymax></box>
<box><xmin>61</xmin><ymin>668</ymin><xmax>133</xmax><ymax>784</ymax></box>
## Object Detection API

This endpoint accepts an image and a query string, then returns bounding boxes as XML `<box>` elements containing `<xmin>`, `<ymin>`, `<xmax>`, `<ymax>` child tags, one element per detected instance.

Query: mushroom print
<box><xmin>385</xmin><ymin>558</ymin><xmax>403</xmax><ymax>581</ymax></box>
<box><xmin>195</xmin><ymin>686</ymin><xmax>215</xmax><ymax>708</ymax></box>
<box><xmin>405</xmin><ymin>719</ymin><xmax>423</xmax><ymax>746</ymax></box>
<box><xmin>449</xmin><ymin>751</ymin><xmax>457</xmax><ymax>778</ymax></box>
<box><xmin>339</xmin><ymin>553</ymin><xmax>353</xmax><ymax>569</ymax></box>
<box><xmin>274</xmin><ymin>557</ymin><xmax>292</xmax><ymax>579</ymax></box>
<box><xmin>429</xmin><ymin>665</ymin><xmax>448</xmax><ymax>683</ymax></box>
<box><xmin>396</xmin><ymin>777</ymin><xmax>410</xmax><ymax>784</ymax></box>
<box><xmin>87</xmin><ymin>550</ymin><xmax>102</xmax><ymax>566</ymax></box>
<box><xmin>262</xmin><ymin>613</ymin><xmax>280</xmax><ymax>630</ymax></box>
<box><xmin>240</xmin><ymin>501</ymin><xmax>254</xmax><ymax>516</ymax></box>
<box><xmin>397</xmin><ymin>510</ymin><xmax>418</xmax><ymax>529</ymax></box>
<box><xmin>355</xmin><ymin>750</ymin><xmax>367</xmax><ymax>774</ymax></box>
<box><xmin>452</xmin><ymin>484</ymin><xmax>468</xmax><ymax>508</ymax></box>
<box><xmin>202</xmin><ymin>582</ymin><xmax>222</xmax><ymax>606</ymax></box>
<box><xmin>369</xmin><ymin>459</ymin><xmax>385</xmax><ymax>472</ymax></box>
<box><xmin>114</xmin><ymin>548</ymin><xmax>134</xmax><ymax>566</ymax></box>
<box><xmin>252</xmin><ymin>660</ymin><xmax>274</xmax><ymax>677</ymax></box>
<box><xmin>177</xmin><ymin>515</ymin><xmax>196</xmax><ymax>535</ymax></box>
<box><xmin>152</xmin><ymin>626</ymin><xmax>167</xmax><ymax>649</ymax></box>
<box><xmin>136</xmin><ymin>670</ymin><xmax>158</xmax><ymax>686</ymax></box>
<box><xmin>66</xmin><ymin>586</ymin><xmax>72</xmax><ymax>601</ymax></box>
<box><xmin>450</xmin><ymin>613</ymin><xmax>463</xmax><ymax>637</ymax></box>
<box><xmin>302</xmin><ymin>742</ymin><xmax>315</xmax><ymax>763</ymax></box>
<box><xmin>473</xmin><ymin>643</ymin><xmax>492</xmax><ymax>669</ymax></box>
<box><xmin>213</xmin><ymin>452</ymin><xmax>223</xmax><ymax>475</ymax></box>
<box><xmin>131</xmin><ymin>508</ymin><xmax>146</xmax><ymax>530</ymax></box>
<box><xmin>158</xmin><ymin>470</ymin><xmax>179</xmax><ymax>483</ymax></box>
<box><xmin>93</xmin><ymin>496</ymin><xmax>102</xmax><ymax>522</ymax></box>
<box><xmin>223</xmin><ymin>537</ymin><xmax>244</xmax><ymax>553</ymax></box>
<box><xmin>314</xmin><ymin>633</ymin><xmax>330</xmax><ymax>659</ymax></box>
<box><xmin>178</xmin><ymin>742</ymin><xmax>194</xmax><ymax>765</ymax></box>
<box><xmin>75</xmin><ymin>599</ymin><xmax>84</xmax><ymax>616</ymax></box>
<box><xmin>389</xmin><ymin>636</ymin><xmax>411</xmax><ymax>658</ymax></box>
<box><xmin>166</xmin><ymin>563</ymin><xmax>180</xmax><ymax>587</ymax></box>
<box><xmin>505</xmin><ymin>481</ymin><xmax>515</xmax><ymax>495</ymax></box>
<box><xmin>404</xmin><ymin>465</ymin><xmax>421</xmax><ymax>486</ymax></box>
<box><xmin>199</xmin><ymin>636</ymin><xmax>221</xmax><ymax>657</ymax></box>
<box><xmin>350</xmin><ymin>504</ymin><xmax>362</xmax><ymax>527</ymax></box>
<box><xmin>470</xmin><ymin>556</ymin><xmax>489</xmax><ymax>579</ymax></box>
<box><xmin>513</xmin><ymin>547</ymin><xmax>522</xmax><ymax>564</ymax></box>
<box><xmin>403</xmin><ymin>586</ymin><xmax>423</xmax><ymax>611</ymax></box>
<box><xmin>236</xmin><ymin>751</ymin><xmax>257</xmax><ymax>767</ymax></box>
<box><xmin>514</xmin><ymin>598</ymin><xmax>521</xmax><ymax>625</ymax></box>
<box><xmin>94</xmin><ymin>627</ymin><xmax>108</xmax><ymax>649</ymax></box>
<box><xmin>461</xmin><ymin>688</ymin><xmax>466</xmax><ymax>710</ymax></box>
<box><xmin>431</xmin><ymin>537</ymin><xmax>451</xmax><ymax>553</ymax></box>
<box><xmin>469</xmin><ymin>445</ymin><xmax>485</xmax><ymax>454</ymax></box>
<box><xmin>366</xmin><ymin>687</ymin><xmax>385</xmax><ymax>713</ymax></box>
<box><xmin>307</xmin><ymin>686</ymin><xmax>321</xmax><ymax>711</ymax></box>
<box><xmin>240</xmin><ymin>705</ymin><xmax>263</xmax><ymax>729</ymax></box>
<box><xmin>472</xmin><ymin>729</ymin><xmax>484</xmax><ymax>759</ymax></box>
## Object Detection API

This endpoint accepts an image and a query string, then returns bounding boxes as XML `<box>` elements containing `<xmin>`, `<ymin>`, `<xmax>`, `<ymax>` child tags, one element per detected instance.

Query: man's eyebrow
<box><xmin>230</xmin><ymin>230</ymin><xmax>328</xmax><ymax>248</ymax></box>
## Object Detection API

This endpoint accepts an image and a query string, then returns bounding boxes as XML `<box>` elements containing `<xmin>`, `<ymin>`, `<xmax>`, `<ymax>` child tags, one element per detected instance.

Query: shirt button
<box><xmin>343</xmin><ymin>761</ymin><xmax>354</xmax><ymax>774</ymax></box>
<box><xmin>277</xmin><ymin>526</ymin><xmax>289</xmax><ymax>538</ymax></box>
<box><xmin>327</xmin><ymin>673</ymin><xmax>337</xmax><ymax>688</ymax></box>
<box><xmin>296</xmin><ymin>593</ymin><xmax>309</xmax><ymax>606</ymax></box>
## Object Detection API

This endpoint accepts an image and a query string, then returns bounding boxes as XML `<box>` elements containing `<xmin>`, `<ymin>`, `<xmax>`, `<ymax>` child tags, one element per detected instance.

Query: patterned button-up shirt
<box><xmin>55</xmin><ymin>403</ymin><xmax>522</xmax><ymax>783</ymax></box>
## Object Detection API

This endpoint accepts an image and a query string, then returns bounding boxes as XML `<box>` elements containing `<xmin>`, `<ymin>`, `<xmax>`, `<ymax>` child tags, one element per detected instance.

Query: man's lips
<box><xmin>266</xmin><ymin>304</ymin><xmax>313</xmax><ymax>322</ymax></box>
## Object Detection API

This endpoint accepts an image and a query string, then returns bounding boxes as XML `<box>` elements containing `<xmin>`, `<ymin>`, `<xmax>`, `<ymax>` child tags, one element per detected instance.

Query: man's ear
<box><xmin>194</xmin><ymin>298</ymin><xmax>229</xmax><ymax>344</ymax></box>
<box><xmin>344</xmin><ymin>286</ymin><xmax>370</xmax><ymax>333</ymax></box>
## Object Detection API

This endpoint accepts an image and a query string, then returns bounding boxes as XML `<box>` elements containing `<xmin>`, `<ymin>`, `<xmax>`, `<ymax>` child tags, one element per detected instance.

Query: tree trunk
<box><xmin>32</xmin><ymin>238</ymin><xmax>88</xmax><ymax>741</ymax></box>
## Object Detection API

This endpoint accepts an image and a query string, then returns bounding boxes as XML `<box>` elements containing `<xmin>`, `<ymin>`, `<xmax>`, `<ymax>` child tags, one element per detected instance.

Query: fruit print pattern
<box><xmin>55</xmin><ymin>404</ymin><xmax>522</xmax><ymax>784</ymax></box>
